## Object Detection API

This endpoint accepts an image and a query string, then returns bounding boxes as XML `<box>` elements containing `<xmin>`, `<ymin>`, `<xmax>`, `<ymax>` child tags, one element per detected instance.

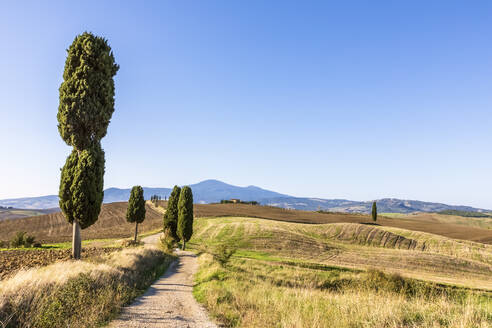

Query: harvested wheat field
<box><xmin>0</xmin><ymin>202</ymin><xmax>164</xmax><ymax>243</ymax></box>
<box><xmin>191</xmin><ymin>217</ymin><xmax>492</xmax><ymax>290</ymax></box>
<box><xmin>193</xmin><ymin>203</ymin><xmax>492</xmax><ymax>244</ymax></box>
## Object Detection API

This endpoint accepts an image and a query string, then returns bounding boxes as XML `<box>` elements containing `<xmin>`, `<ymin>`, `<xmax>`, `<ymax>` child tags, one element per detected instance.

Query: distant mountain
<box><xmin>262</xmin><ymin>197</ymin><xmax>490</xmax><ymax>214</ymax></box>
<box><xmin>0</xmin><ymin>180</ymin><xmax>286</xmax><ymax>210</ymax></box>
<box><xmin>191</xmin><ymin>179</ymin><xmax>287</xmax><ymax>203</ymax></box>
<box><xmin>0</xmin><ymin>179</ymin><xmax>489</xmax><ymax>214</ymax></box>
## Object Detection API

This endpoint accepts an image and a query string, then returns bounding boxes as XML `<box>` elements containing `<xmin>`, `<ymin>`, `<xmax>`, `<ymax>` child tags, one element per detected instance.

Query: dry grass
<box><xmin>382</xmin><ymin>212</ymin><xmax>492</xmax><ymax>230</ymax></box>
<box><xmin>191</xmin><ymin>217</ymin><xmax>492</xmax><ymax>326</ymax></box>
<box><xmin>190</xmin><ymin>217</ymin><xmax>492</xmax><ymax>290</ymax></box>
<box><xmin>300</xmin><ymin>223</ymin><xmax>492</xmax><ymax>264</ymax></box>
<box><xmin>0</xmin><ymin>247</ymin><xmax>118</xmax><ymax>280</ymax></box>
<box><xmin>194</xmin><ymin>254</ymin><xmax>492</xmax><ymax>328</ymax></box>
<box><xmin>0</xmin><ymin>246</ymin><xmax>175</xmax><ymax>328</ymax></box>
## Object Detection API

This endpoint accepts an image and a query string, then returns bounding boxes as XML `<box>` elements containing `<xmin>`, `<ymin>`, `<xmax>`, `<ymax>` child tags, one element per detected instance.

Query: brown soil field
<box><xmin>0</xmin><ymin>202</ymin><xmax>163</xmax><ymax>243</ymax></box>
<box><xmin>0</xmin><ymin>247</ymin><xmax>119</xmax><ymax>280</ymax></box>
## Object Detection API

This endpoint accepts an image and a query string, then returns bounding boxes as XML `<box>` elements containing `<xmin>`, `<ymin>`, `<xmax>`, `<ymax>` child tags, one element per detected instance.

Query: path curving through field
<box><xmin>109</xmin><ymin>234</ymin><xmax>217</xmax><ymax>328</ymax></box>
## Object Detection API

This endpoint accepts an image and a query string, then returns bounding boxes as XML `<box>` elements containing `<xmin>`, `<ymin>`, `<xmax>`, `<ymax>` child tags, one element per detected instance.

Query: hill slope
<box><xmin>3</xmin><ymin>201</ymin><xmax>490</xmax><ymax>244</ymax></box>
<box><xmin>191</xmin><ymin>217</ymin><xmax>492</xmax><ymax>290</ymax></box>
<box><xmin>0</xmin><ymin>202</ymin><xmax>164</xmax><ymax>243</ymax></box>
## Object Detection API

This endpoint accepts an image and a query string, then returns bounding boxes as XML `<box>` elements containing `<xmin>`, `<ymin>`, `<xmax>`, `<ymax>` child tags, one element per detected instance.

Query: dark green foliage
<box><xmin>159</xmin><ymin>235</ymin><xmax>177</xmax><ymax>253</ymax></box>
<box><xmin>57</xmin><ymin>32</ymin><xmax>119</xmax><ymax>150</ymax></box>
<box><xmin>439</xmin><ymin>210</ymin><xmax>492</xmax><ymax>218</ymax></box>
<box><xmin>11</xmin><ymin>231</ymin><xmax>26</xmax><ymax>248</ymax></box>
<box><xmin>10</xmin><ymin>231</ymin><xmax>37</xmax><ymax>248</ymax></box>
<box><xmin>372</xmin><ymin>201</ymin><xmax>377</xmax><ymax>222</ymax></box>
<box><xmin>151</xmin><ymin>195</ymin><xmax>161</xmax><ymax>206</ymax></box>
<box><xmin>57</xmin><ymin>32</ymin><xmax>117</xmax><ymax>258</ymax></box>
<box><xmin>212</xmin><ymin>244</ymin><xmax>236</xmax><ymax>267</ymax></box>
<box><xmin>59</xmin><ymin>143</ymin><xmax>105</xmax><ymax>229</ymax></box>
<box><xmin>177</xmin><ymin>186</ymin><xmax>194</xmax><ymax>248</ymax></box>
<box><xmin>163</xmin><ymin>186</ymin><xmax>181</xmax><ymax>241</ymax></box>
<box><xmin>24</xmin><ymin>235</ymin><xmax>36</xmax><ymax>247</ymax></box>
<box><xmin>126</xmin><ymin>186</ymin><xmax>146</xmax><ymax>224</ymax></box>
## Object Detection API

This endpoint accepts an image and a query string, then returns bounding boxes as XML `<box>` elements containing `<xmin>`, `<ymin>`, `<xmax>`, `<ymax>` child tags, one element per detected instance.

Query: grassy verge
<box><xmin>0</xmin><ymin>247</ymin><xmax>175</xmax><ymax>328</ymax></box>
<box><xmin>193</xmin><ymin>251</ymin><xmax>492</xmax><ymax>328</ymax></box>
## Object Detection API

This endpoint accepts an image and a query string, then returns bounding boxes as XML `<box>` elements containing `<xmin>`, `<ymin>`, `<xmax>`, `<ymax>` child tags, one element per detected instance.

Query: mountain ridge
<box><xmin>0</xmin><ymin>179</ymin><xmax>489</xmax><ymax>214</ymax></box>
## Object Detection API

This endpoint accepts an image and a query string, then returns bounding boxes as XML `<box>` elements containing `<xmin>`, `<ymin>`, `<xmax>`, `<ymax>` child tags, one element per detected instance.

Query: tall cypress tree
<box><xmin>177</xmin><ymin>186</ymin><xmax>194</xmax><ymax>250</ymax></box>
<box><xmin>372</xmin><ymin>201</ymin><xmax>377</xmax><ymax>222</ymax></box>
<box><xmin>57</xmin><ymin>32</ymin><xmax>119</xmax><ymax>259</ymax></box>
<box><xmin>126</xmin><ymin>186</ymin><xmax>146</xmax><ymax>242</ymax></box>
<box><xmin>163</xmin><ymin>186</ymin><xmax>181</xmax><ymax>241</ymax></box>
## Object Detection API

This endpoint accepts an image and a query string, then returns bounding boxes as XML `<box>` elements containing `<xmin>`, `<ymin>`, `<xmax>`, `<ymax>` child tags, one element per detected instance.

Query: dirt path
<box><xmin>109</xmin><ymin>234</ymin><xmax>217</xmax><ymax>328</ymax></box>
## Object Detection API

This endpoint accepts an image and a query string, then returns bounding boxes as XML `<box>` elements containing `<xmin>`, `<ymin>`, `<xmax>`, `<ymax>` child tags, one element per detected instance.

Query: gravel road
<box><xmin>108</xmin><ymin>234</ymin><xmax>217</xmax><ymax>328</ymax></box>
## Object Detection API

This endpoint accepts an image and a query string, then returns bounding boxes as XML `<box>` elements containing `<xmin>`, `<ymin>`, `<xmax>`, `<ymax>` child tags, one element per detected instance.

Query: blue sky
<box><xmin>0</xmin><ymin>1</ymin><xmax>491</xmax><ymax>208</ymax></box>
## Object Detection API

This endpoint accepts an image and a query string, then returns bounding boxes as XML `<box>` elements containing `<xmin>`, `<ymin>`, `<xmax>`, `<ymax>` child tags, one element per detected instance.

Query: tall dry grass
<box><xmin>0</xmin><ymin>247</ymin><xmax>174</xmax><ymax>328</ymax></box>
<box><xmin>193</xmin><ymin>254</ymin><xmax>492</xmax><ymax>328</ymax></box>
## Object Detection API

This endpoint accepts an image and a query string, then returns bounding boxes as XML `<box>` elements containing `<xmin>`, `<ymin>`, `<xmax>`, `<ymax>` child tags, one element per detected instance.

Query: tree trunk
<box><xmin>182</xmin><ymin>240</ymin><xmax>186</xmax><ymax>250</ymax></box>
<box><xmin>134</xmin><ymin>222</ymin><xmax>138</xmax><ymax>242</ymax></box>
<box><xmin>72</xmin><ymin>219</ymin><xmax>81</xmax><ymax>259</ymax></box>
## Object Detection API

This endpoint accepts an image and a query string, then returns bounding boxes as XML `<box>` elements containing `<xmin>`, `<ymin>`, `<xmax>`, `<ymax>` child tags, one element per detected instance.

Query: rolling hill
<box><xmin>0</xmin><ymin>207</ymin><xmax>59</xmax><ymax>221</ymax></box>
<box><xmin>1</xmin><ymin>202</ymin><xmax>491</xmax><ymax>245</ymax></box>
<box><xmin>0</xmin><ymin>179</ymin><xmax>489</xmax><ymax>214</ymax></box>
<box><xmin>0</xmin><ymin>202</ymin><xmax>164</xmax><ymax>243</ymax></box>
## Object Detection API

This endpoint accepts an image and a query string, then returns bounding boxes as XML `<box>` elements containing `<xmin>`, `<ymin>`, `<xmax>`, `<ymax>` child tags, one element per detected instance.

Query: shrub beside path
<box><xmin>108</xmin><ymin>233</ymin><xmax>217</xmax><ymax>328</ymax></box>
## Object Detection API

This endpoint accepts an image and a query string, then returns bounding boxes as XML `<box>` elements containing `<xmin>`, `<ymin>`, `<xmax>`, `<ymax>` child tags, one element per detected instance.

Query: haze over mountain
<box><xmin>0</xmin><ymin>179</ymin><xmax>488</xmax><ymax>214</ymax></box>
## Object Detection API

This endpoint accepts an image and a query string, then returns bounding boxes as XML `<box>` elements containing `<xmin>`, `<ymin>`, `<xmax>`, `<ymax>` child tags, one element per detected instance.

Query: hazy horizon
<box><xmin>0</xmin><ymin>178</ymin><xmax>490</xmax><ymax>211</ymax></box>
<box><xmin>1</xmin><ymin>1</ymin><xmax>492</xmax><ymax>208</ymax></box>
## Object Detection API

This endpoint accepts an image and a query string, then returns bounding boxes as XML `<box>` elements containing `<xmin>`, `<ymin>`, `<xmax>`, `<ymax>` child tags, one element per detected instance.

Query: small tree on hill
<box><xmin>177</xmin><ymin>186</ymin><xmax>194</xmax><ymax>250</ymax></box>
<box><xmin>57</xmin><ymin>32</ymin><xmax>118</xmax><ymax>259</ymax></box>
<box><xmin>126</xmin><ymin>186</ymin><xmax>146</xmax><ymax>242</ymax></box>
<box><xmin>372</xmin><ymin>201</ymin><xmax>377</xmax><ymax>222</ymax></box>
<box><xmin>163</xmin><ymin>186</ymin><xmax>181</xmax><ymax>241</ymax></box>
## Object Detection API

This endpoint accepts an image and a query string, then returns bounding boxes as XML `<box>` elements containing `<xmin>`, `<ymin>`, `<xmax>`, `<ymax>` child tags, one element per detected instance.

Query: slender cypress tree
<box><xmin>163</xmin><ymin>186</ymin><xmax>181</xmax><ymax>241</ymax></box>
<box><xmin>372</xmin><ymin>201</ymin><xmax>377</xmax><ymax>222</ymax></box>
<box><xmin>57</xmin><ymin>32</ymin><xmax>118</xmax><ymax>259</ymax></box>
<box><xmin>126</xmin><ymin>186</ymin><xmax>146</xmax><ymax>242</ymax></box>
<box><xmin>177</xmin><ymin>186</ymin><xmax>194</xmax><ymax>250</ymax></box>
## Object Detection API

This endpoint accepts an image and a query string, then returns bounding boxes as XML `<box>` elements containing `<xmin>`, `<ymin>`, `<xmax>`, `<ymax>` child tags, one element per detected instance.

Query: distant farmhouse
<box><xmin>220</xmin><ymin>199</ymin><xmax>259</xmax><ymax>205</ymax></box>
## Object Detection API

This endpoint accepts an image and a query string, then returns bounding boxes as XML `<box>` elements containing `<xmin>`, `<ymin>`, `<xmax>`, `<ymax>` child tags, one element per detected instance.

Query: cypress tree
<box><xmin>163</xmin><ymin>186</ymin><xmax>181</xmax><ymax>241</ymax></box>
<box><xmin>126</xmin><ymin>186</ymin><xmax>146</xmax><ymax>242</ymax></box>
<box><xmin>57</xmin><ymin>32</ymin><xmax>119</xmax><ymax>259</ymax></box>
<box><xmin>177</xmin><ymin>186</ymin><xmax>194</xmax><ymax>250</ymax></box>
<box><xmin>372</xmin><ymin>201</ymin><xmax>377</xmax><ymax>222</ymax></box>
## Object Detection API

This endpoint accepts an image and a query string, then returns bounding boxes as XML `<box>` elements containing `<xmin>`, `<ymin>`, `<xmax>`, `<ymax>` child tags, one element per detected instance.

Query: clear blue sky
<box><xmin>1</xmin><ymin>1</ymin><xmax>491</xmax><ymax>208</ymax></box>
